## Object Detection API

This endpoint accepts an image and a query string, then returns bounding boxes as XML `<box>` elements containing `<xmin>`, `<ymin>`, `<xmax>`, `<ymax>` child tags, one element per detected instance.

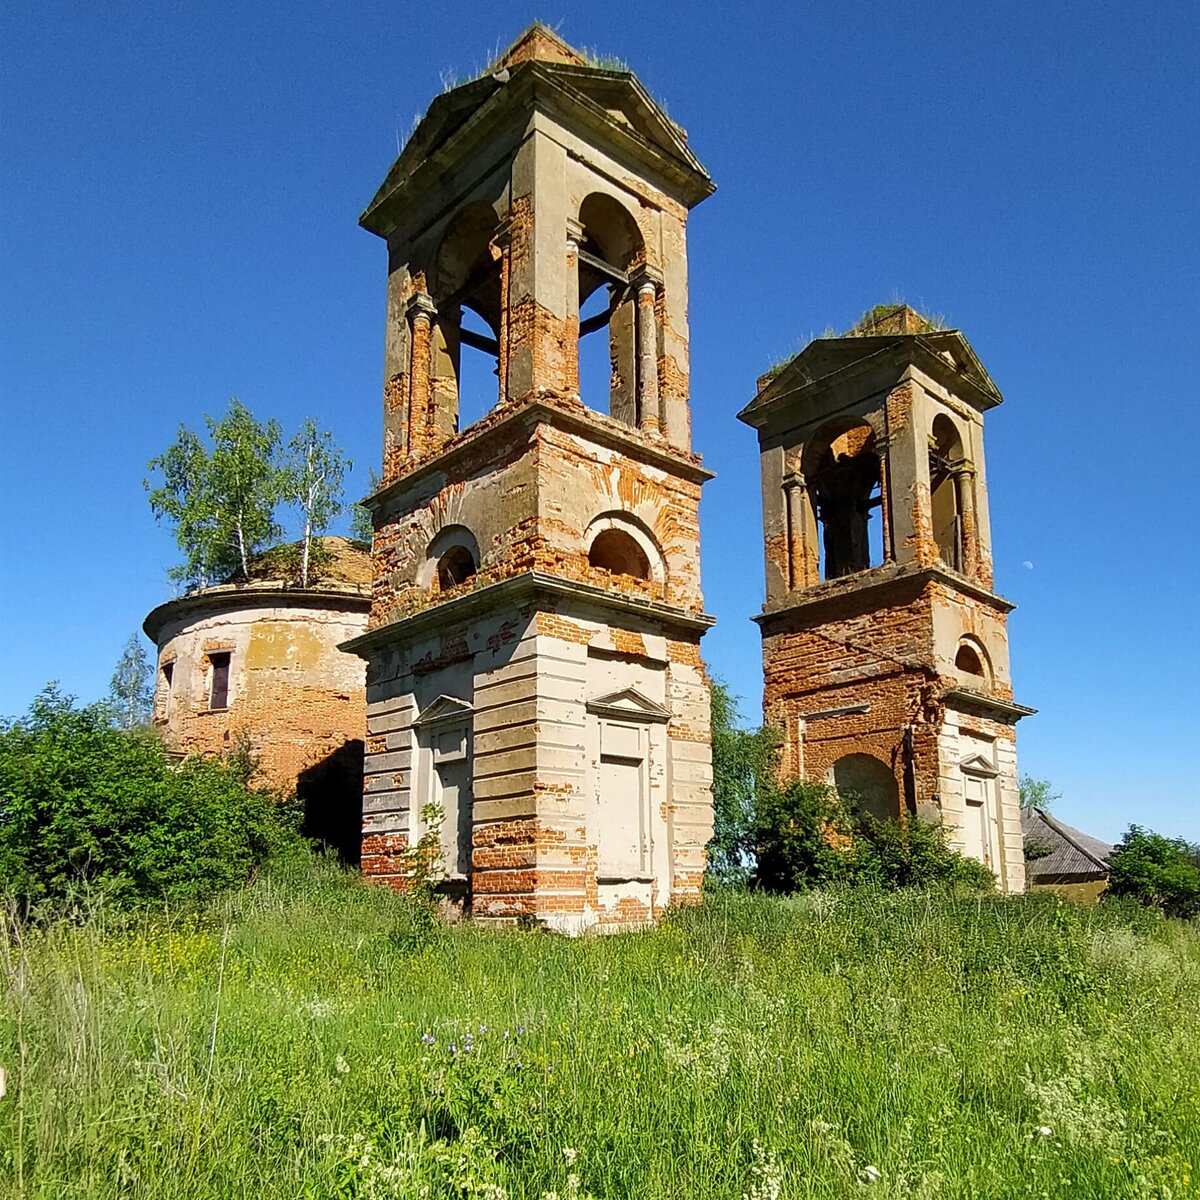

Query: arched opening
<box><xmin>423</xmin><ymin>525</ymin><xmax>481</xmax><ymax>593</ymax></box>
<box><xmin>805</xmin><ymin>421</ymin><xmax>883</xmax><ymax>580</ymax></box>
<box><xmin>832</xmin><ymin>753</ymin><xmax>900</xmax><ymax>823</ymax></box>
<box><xmin>576</xmin><ymin>193</ymin><xmax>645</xmax><ymax>425</ymax></box>
<box><xmin>930</xmin><ymin>414</ymin><xmax>965</xmax><ymax>571</ymax></box>
<box><xmin>955</xmin><ymin>643</ymin><xmax>983</xmax><ymax>677</ymax></box>
<box><xmin>954</xmin><ymin>638</ymin><xmax>991</xmax><ymax>686</ymax></box>
<box><xmin>430</xmin><ymin>204</ymin><xmax>503</xmax><ymax>435</ymax></box>
<box><xmin>588</xmin><ymin>528</ymin><xmax>651</xmax><ymax>580</ymax></box>
<box><xmin>437</xmin><ymin>545</ymin><xmax>477</xmax><ymax>591</ymax></box>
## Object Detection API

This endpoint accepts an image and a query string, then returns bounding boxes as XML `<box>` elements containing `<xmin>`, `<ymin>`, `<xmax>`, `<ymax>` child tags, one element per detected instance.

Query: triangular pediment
<box><xmin>413</xmin><ymin>694</ymin><xmax>474</xmax><ymax>726</ymax></box>
<box><xmin>740</xmin><ymin>327</ymin><xmax>1002</xmax><ymax>427</ymax></box>
<box><xmin>959</xmin><ymin>752</ymin><xmax>999</xmax><ymax>777</ymax></box>
<box><xmin>586</xmin><ymin>687</ymin><xmax>671</xmax><ymax>723</ymax></box>
<box><xmin>362</xmin><ymin>31</ymin><xmax>712</xmax><ymax>233</ymax></box>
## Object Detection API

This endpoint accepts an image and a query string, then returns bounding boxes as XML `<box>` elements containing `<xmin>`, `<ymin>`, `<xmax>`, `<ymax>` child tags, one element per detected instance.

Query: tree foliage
<box><xmin>707</xmin><ymin>681</ymin><xmax>776</xmax><ymax>886</ymax></box>
<box><xmin>349</xmin><ymin>467</ymin><xmax>381</xmax><ymax>546</ymax></box>
<box><xmin>281</xmin><ymin>418</ymin><xmax>351</xmax><ymax>587</ymax></box>
<box><xmin>1020</xmin><ymin>775</ymin><xmax>1061</xmax><ymax>811</ymax></box>
<box><xmin>1106</xmin><ymin>825</ymin><xmax>1200</xmax><ymax>919</ymax></box>
<box><xmin>146</xmin><ymin>399</ymin><xmax>283</xmax><ymax>587</ymax></box>
<box><xmin>147</xmin><ymin>402</ymin><xmax>362</xmax><ymax>589</ymax></box>
<box><xmin>0</xmin><ymin>686</ymin><xmax>297</xmax><ymax>910</ymax></box>
<box><xmin>107</xmin><ymin>633</ymin><xmax>154</xmax><ymax>730</ymax></box>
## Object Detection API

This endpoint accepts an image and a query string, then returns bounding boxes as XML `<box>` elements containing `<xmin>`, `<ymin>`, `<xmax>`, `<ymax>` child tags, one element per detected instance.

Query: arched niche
<box><xmin>584</xmin><ymin>512</ymin><xmax>665</xmax><ymax>584</ymax></box>
<box><xmin>954</xmin><ymin>636</ymin><xmax>992</xmax><ymax>687</ymax></box>
<box><xmin>831</xmin><ymin>753</ymin><xmax>900</xmax><ymax>822</ymax></box>
<box><xmin>419</xmin><ymin>525</ymin><xmax>481</xmax><ymax>593</ymax></box>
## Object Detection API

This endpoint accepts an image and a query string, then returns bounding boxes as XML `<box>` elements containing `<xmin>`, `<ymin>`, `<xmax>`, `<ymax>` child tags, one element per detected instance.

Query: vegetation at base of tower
<box><xmin>706</xmin><ymin>682</ymin><xmax>777</xmax><ymax>887</ymax></box>
<box><xmin>146</xmin><ymin>401</ymin><xmax>359</xmax><ymax>589</ymax></box>
<box><xmin>1020</xmin><ymin>774</ymin><xmax>1061</xmax><ymax>811</ymax></box>
<box><xmin>106</xmin><ymin>632</ymin><xmax>154</xmax><ymax>730</ymax></box>
<box><xmin>1105</xmin><ymin>825</ymin><xmax>1200</xmax><ymax>919</ymax></box>
<box><xmin>1</xmin><ymin>863</ymin><xmax>1197</xmax><ymax>1200</ymax></box>
<box><xmin>706</xmin><ymin>686</ymin><xmax>994</xmax><ymax>893</ymax></box>
<box><xmin>0</xmin><ymin>686</ymin><xmax>299</xmax><ymax>912</ymax></box>
<box><xmin>753</xmin><ymin>778</ymin><xmax>996</xmax><ymax>894</ymax></box>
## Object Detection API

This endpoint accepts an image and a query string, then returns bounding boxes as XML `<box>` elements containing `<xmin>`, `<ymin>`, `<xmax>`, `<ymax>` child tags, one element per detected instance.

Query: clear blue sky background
<box><xmin>3</xmin><ymin>2</ymin><xmax>1197</xmax><ymax>842</ymax></box>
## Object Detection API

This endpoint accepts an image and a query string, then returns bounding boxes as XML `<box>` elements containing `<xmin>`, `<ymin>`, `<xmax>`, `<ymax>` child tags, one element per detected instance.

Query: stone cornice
<box><xmin>754</xmin><ymin>562</ymin><xmax>1015</xmax><ymax>629</ymax></box>
<box><xmin>943</xmin><ymin>687</ymin><xmax>1038</xmax><ymax>722</ymax></box>
<box><xmin>340</xmin><ymin>570</ymin><xmax>714</xmax><ymax>659</ymax></box>
<box><xmin>366</xmin><ymin>396</ymin><xmax>712</xmax><ymax>512</ymax></box>
<box><xmin>143</xmin><ymin>584</ymin><xmax>371</xmax><ymax>643</ymax></box>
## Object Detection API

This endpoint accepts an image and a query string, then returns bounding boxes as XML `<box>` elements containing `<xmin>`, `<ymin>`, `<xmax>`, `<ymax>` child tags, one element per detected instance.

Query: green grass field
<box><xmin>1</xmin><ymin>860</ymin><xmax>1197</xmax><ymax>1199</ymax></box>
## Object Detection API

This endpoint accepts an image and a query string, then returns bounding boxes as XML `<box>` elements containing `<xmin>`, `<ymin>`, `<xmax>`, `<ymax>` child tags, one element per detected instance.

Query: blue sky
<box><xmin>3</xmin><ymin>2</ymin><xmax>1197</xmax><ymax>842</ymax></box>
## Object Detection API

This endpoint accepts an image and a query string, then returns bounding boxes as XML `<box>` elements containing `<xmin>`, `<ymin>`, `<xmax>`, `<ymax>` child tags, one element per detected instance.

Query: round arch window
<box><xmin>588</xmin><ymin>529</ymin><xmax>651</xmax><ymax>580</ymax></box>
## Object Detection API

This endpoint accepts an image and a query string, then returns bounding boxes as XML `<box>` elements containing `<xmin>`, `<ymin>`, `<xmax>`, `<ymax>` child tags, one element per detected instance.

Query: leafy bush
<box><xmin>753</xmin><ymin>778</ymin><xmax>993</xmax><ymax>893</ymax></box>
<box><xmin>1106</xmin><ymin>825</ymin><xmax>1200</xmax><ymax>919</ymax></box>
<box><xmin>0</xmin><ymin>686</ymin><xmax>298</xmax><ymax>910</ymax></box>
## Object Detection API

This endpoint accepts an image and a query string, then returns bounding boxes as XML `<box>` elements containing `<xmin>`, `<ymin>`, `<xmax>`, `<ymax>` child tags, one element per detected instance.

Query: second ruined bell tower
<box><xmin>343</xmin><ymin>25</ymin><xmax>716</xmax><ymax>931</ymax></box>
<box><xmin>739</xmin><ymin>306</ymin><xmax>1035</xmax><ymax>892</ymax></box>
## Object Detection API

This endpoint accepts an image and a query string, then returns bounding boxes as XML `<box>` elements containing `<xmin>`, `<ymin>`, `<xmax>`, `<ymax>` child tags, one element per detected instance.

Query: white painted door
<box><xmin>432</xmin><ymin>723</ymin><xmax>472</xmax><ymax>879</ymax></box>
<box><xmin>962</xmin><ymin>773</ymin><xmax>991</xmax><ymax>867</ymax></box>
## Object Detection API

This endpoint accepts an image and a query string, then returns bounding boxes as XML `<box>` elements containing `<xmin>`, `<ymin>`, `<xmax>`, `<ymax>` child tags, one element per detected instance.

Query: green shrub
<box><xmin>0</xmin><ymin>685</ymin><xmax>299</xmax><ymax>910</ymax></box>
<box><xmin>753</xmin><ymin>778</ymin><xmax>994</xmax><ymax>893</ymax></box>
<box><xmin>1106</xmin><ymin>825</ymin><xmax>1200</xmax><ymax>919</ymax></box>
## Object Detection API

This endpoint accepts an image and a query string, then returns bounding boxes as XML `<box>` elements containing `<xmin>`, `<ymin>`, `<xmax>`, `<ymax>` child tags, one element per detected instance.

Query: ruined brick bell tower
<box><xmin>739</xmin><ymin>307</ymin><xmax>1034</xmax><ymax>892</ymax></box>
<box><xmin>343</xmin><ymin>26</ymin><xmax>716</xmax><ymax>930</ymax></box>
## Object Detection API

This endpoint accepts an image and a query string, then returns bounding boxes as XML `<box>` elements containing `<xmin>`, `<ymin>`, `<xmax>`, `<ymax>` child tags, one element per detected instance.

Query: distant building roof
<box><xmin>1021</xmin><ymin>807</ymin><xmax>1113</xmax><ymax>883</ymax></box>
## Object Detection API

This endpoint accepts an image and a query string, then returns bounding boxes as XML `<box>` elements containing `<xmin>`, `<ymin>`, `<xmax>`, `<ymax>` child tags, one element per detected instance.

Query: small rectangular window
<box><xmin>208</xmin><ymin>652</ymin><xmax>231</xmax><ymax>710</ymax></box>
<box><xmin>159</xmin><ymin>661</ymin><xmax>175</xmax><ymax>718</ymax></box>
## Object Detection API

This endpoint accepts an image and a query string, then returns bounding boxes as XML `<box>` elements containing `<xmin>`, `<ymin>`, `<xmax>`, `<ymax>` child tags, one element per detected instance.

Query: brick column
<box><xmin>783</xmin><ymin>471</ymin><xmax>807</xmax><ymax>590</ymax></box>
<box><xmin>406</xmin><ymin>293</ymin><xmax>436</xmax><ymax>458</ymax></box>
<box><xmin>954</xmin><ymin>462</ymin><xmax>978</xmax><ymax>578</ymax></box>
<box><xmin>876</xmin><ymin>436</ymin><xmax>895</xmax><ymax>563</ymax></box>
<box><xmin>632</xmin><ymin>266</ymin><xmax>663</xmax><ymax>433</ymax></box>
<box><xmin>565</xmin><ymin>218</ymin><xmax>584</xmax><ymax>398</ymax></box>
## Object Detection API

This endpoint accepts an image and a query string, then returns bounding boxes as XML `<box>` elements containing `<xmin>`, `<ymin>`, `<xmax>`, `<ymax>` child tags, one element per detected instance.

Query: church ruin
<box><xmin>739</xmin><ymin>306</ymin><xmax>1035</xmax><ymax>889</ymax></box>
<box><xmin>341</xmin><ymin>26</ymin><xmax>716</xmax><ymax>930</ymax></box>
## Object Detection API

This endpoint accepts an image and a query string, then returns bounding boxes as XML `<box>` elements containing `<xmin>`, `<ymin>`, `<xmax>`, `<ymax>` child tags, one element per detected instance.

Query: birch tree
<box><xmin>146</xmin><ymin>399</ymin><xmax>283</xmax><ymax>587</ymax></box>
<box><xmin>108</xmin><ymin>633</ymin><xmax>154</xmax><ymax>729</ymax></box>
<box><xmin>282</xmin><ymin>418</ymin><xmax>350</xmax><ymax>587</ymax></box>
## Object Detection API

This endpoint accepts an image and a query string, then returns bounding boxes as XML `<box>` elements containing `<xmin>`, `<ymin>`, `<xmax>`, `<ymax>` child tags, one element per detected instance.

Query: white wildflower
<box><xmin>860</xmin><ymin>1164</ymin><xmax>882</xmax><ymax>1184</ymax></box>
<box><xmin>335</xmin><ymin>1054</ymin><xmax>350</xmax><ymax>1074</ymax></box>
<box><xmin>563</xmin><ymin>1146</ymin><xmax>578</xmax><ymax>1166</ymax></box>
<box><xmin>0</xmin><ymin>1066</ymin><xmax>6</xmax><ymax>1100</ymax></box>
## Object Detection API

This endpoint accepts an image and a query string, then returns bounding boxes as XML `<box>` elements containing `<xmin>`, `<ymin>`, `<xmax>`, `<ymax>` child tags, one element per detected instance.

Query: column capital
<box><xmin>782</xmin><ymin>470</ymin><xmax>807</xmax><ymax>492</ymax></box>
<box><xmin>630</xmin><ymin>263</ymin><xmax>664</xmax><ymax>295</ymax></box>
<box><xmin>565</xmin><ymin>217</ymin><xmax>585</xmax><ymax>250</ymax></box>
<box><xmin>406</xmin><ymin>292</ymin><xmax>437</xmax><ymax>324</ymax></box>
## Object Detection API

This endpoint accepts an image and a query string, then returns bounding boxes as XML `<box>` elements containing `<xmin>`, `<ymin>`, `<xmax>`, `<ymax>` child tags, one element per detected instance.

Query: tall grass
<box><xmin>1</xmin><ymin>859</ymin><xmax>1197</xmax><ymax>1198</ymax></box>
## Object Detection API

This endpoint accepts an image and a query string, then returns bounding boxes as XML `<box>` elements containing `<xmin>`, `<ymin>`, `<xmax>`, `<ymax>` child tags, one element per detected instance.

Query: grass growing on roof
<box><xmin>1</xmin><ymin>856</ymin><xmax>1197</xmax><ymax>1198</ymax></box>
